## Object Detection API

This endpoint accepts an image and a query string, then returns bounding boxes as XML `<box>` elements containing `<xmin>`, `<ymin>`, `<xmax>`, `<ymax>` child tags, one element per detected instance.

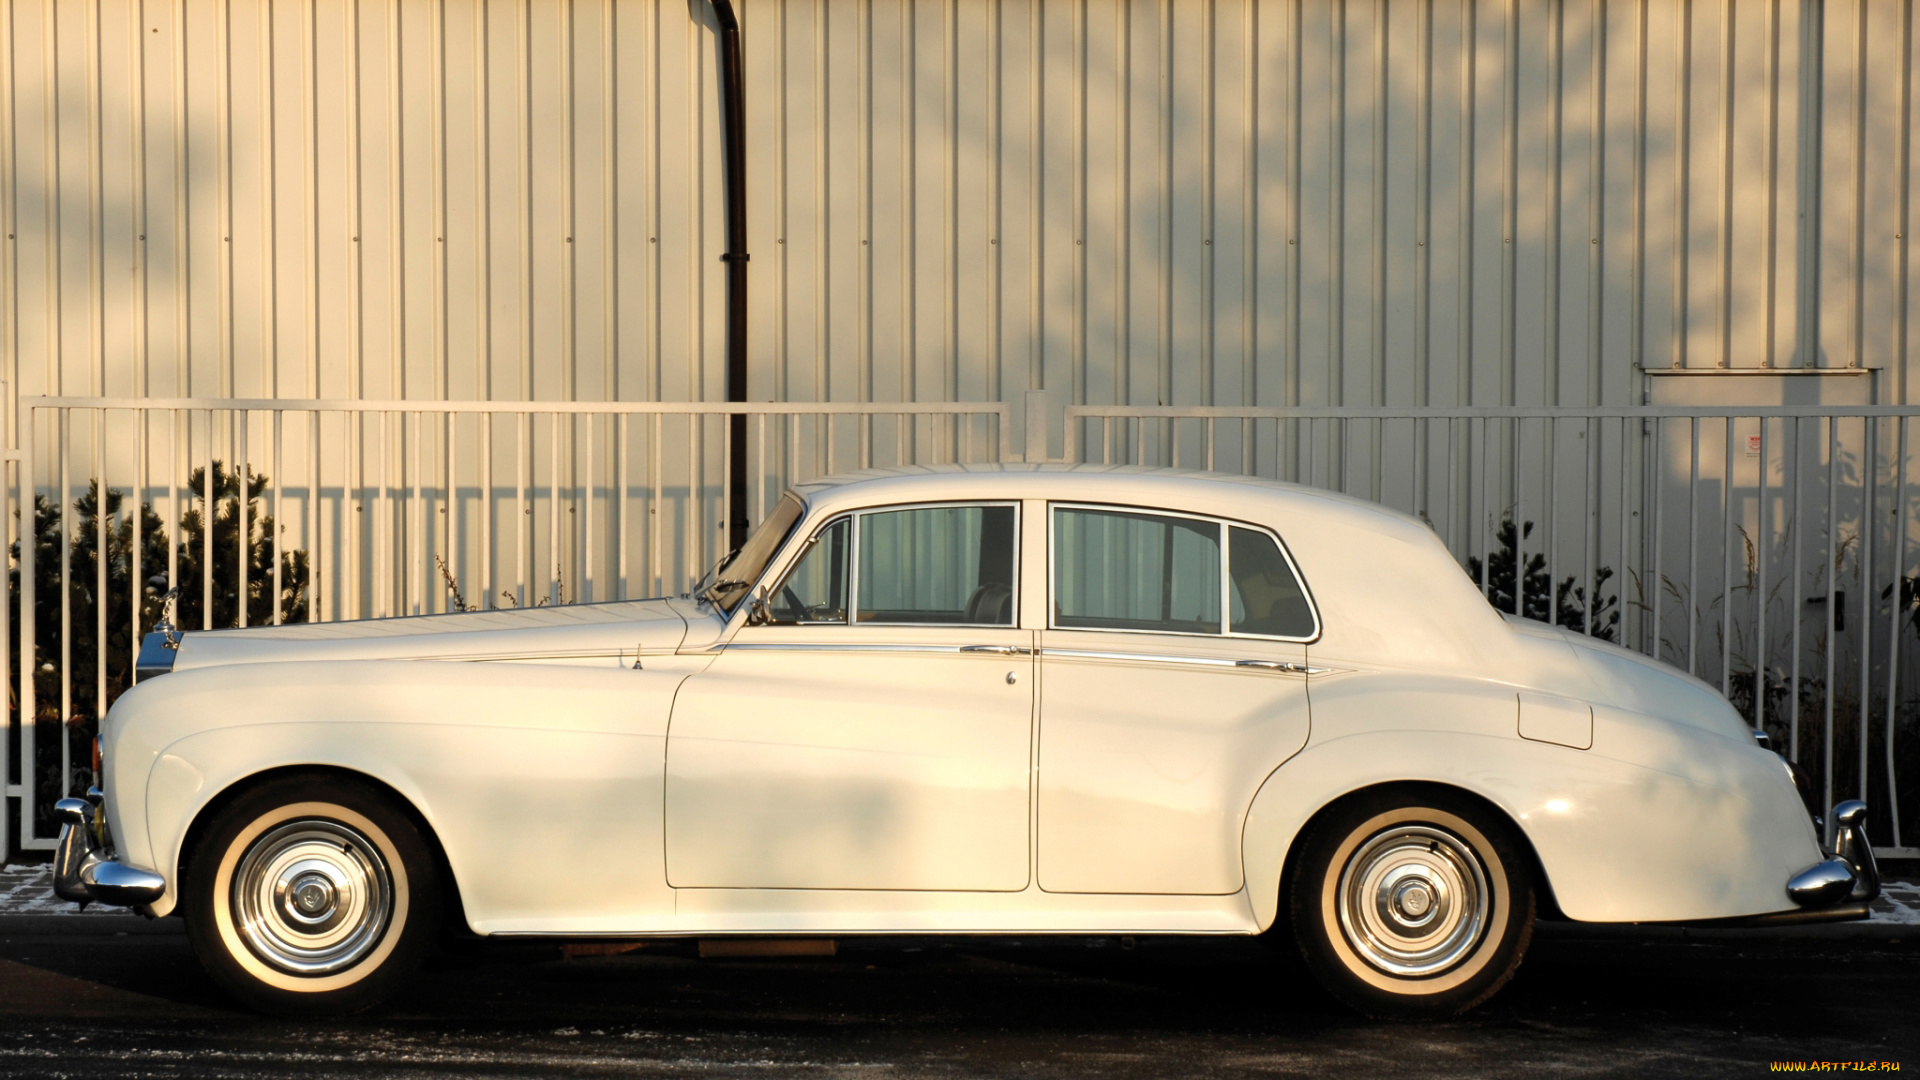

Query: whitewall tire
<box><xmin>183</xmin><ymin>775</ymin><xmax>442</xmax><ymax>1016</ymax></box>
<box><xmin>1289</xmin><ymin>786</ymin><xmax>1535</xmax><ymax>1018</ymax></box>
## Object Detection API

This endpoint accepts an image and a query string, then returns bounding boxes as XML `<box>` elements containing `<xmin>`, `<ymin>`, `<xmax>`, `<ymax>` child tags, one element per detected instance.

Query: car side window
<box><xmin>768</xmin><ymin>517</ymin><xmax>850</xmax><ymax>624</ymax></box>
<box><xmin>857</xmin><ymin>505</ymin><xmax>1017</xmax><ymax>625</ymax></box>
<box><xmin>1053</xmin><ymin>507</ymin><xmax>1223</xmax><ymax>634</ymax></box>
<box><xmin>1228</xmin><ymin>526</ymin><xmax>1315</xmax><ymax>637</ymax></box>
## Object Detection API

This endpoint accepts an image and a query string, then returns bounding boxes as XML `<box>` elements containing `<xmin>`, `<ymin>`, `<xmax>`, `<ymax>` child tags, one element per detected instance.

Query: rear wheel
<box><xmin>1289</xmin><ymin>787</ymin><xmax>1534</xmax><ymax>1018</ymax></box>
<box><xmin>183</xmin><ymin>775</ymin><xmax>442</xmax><ymax>1017</ymax></box>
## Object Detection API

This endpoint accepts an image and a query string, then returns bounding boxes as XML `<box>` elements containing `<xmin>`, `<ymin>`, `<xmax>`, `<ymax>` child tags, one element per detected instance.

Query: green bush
<box><xmin>1467</xmin><ymin>517</ymin><xmax>1621</xmax><ymax>642</ymax></box>
<box><xmin>6</xmin><ymin>462</ymin><xmax>307</xmax><ymax>846</ymax></box>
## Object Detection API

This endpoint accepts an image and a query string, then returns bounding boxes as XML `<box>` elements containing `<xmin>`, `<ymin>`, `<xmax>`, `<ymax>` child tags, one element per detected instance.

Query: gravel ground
<box><xmin>0</xmin><ymin>868</ymin><xmax>1914</xmax><ymax>1079</ymax></box>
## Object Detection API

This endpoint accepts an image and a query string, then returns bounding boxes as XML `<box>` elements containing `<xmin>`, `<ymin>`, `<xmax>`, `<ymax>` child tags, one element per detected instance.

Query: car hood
<box><xmin>1504</xmin><ymin>618</ymin><xmax>1752</xmax><ymax>744</ymax></box>
<box><xmin>169</xmin><ymin>598</ymin><xmax>697</xmax><ymax>671</ymax></box>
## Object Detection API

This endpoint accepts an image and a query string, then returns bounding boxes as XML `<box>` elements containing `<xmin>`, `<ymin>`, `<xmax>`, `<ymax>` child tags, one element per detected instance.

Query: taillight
<box><xmin>92</xmin><ymin>735</ymin><xmax>102</xmax><ymax>776</ymax></box>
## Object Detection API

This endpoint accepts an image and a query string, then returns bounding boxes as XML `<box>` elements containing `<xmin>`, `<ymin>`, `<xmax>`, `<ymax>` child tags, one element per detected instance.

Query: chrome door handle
<box><xmin>961</xmin><ymin>644</ymin><xmax>1033</xmax><ymax>655</ymax></box>
<box><xmin>1235</xmin><ymin>659</ymin><xmax>1323</xmax><ymax>675</ymax></box>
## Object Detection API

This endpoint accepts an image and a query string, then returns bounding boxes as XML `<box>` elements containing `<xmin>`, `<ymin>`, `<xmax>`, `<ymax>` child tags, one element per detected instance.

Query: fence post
<box><xmin>1</xmin><ymin>379</ymin><xmax>9</xmax><ymax>860</ymax></box>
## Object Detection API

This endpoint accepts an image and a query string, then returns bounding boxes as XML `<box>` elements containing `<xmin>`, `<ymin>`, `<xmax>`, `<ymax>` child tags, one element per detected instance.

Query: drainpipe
<box><xmin>711</xmin><ymin>0</ymin><xmax>750</xmax><ymax>552</ymax></box>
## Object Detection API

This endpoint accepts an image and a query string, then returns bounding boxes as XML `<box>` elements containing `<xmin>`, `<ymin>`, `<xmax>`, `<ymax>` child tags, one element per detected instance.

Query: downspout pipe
<box><xmin>711</xmin><ymin>0</ymin><xmax>750</xmax><ymax>551</ymax></box>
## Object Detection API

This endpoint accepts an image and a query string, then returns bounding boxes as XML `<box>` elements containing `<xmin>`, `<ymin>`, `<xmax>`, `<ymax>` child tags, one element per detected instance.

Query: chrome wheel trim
<box><xmin>230</xmin><ymin>819</ymin><xmax>394</xmax><ymax>977</ymax></box>
<box><xmin>1335</xmin><ymin>824</ymin><xmax>1490</xmax><ymax>978</ymax></box>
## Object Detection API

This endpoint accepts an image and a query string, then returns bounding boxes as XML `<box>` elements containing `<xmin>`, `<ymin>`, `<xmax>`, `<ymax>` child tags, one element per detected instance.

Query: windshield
<box><xmin>699</xmin><ymin>492</ymin><xmax>806</xmax><ymax>614</ymax></box>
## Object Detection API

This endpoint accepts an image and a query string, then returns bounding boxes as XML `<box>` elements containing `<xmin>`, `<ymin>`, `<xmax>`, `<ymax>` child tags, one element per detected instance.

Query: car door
<box><xmin>1038</xmin><ymin>504</ymin><xmax>1317</xmax><ymax>895</ymax></box>
<box><xmin>665</xmin><ymin>501</ymin><xmax>1035</xmax><ymax>892</ymax></box>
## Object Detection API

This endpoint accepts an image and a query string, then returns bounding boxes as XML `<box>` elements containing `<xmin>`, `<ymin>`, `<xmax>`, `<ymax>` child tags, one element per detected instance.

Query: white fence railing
<box><xmin>5</xmin><ymin>394</ymin><xmax>1917</xmax><ymax>863</ymax></box>
<box><xmin>3</xmin><ymin>395</ymin><xmax>1011</xmax><ymax>852</ymax></box>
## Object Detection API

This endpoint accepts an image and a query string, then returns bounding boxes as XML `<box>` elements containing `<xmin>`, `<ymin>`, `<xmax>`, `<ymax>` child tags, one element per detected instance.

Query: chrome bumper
<box><xmin>1785</xmin><ymin>799</ymin><xmax>1882</xmax><ymax>911</ymax></box>
<box><xmin>52</xmin><ymin>792</ymin><xmax>166</xmax><ymax>910</ymax></box>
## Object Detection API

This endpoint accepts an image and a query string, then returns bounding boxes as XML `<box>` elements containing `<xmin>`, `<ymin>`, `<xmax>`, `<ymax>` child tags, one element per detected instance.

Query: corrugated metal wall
<box><xmin>4</xmin><ymin>0</ymin><xmax>1916</xmax><ymax>421</ymax></box>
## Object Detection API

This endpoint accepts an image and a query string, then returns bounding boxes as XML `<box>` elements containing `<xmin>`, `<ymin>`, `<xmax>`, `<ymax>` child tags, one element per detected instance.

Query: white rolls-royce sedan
<box><xmin>55</xmin><ymin>465</ymin><xmax>1877</xmax><ymax>1018</ymax></box>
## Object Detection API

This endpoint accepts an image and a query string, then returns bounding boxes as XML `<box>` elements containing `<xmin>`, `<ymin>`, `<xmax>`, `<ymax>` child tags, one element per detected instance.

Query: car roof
<box><xmin>789</xmin><ymin>463</ymin><xmax>1426</xmax><ymax>534</ymax></box>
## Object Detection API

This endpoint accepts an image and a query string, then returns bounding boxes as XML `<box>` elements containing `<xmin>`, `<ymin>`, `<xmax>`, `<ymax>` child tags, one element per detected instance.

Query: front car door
<box><xmin>1038</xmin><ymin>503</ymin><xmax>1319</xmax><ymax>895</ymax></box>
<box><xmin>666</xmin><ymin>501</ymin><xmax>1035</xmax><ymax>892</ymax></box>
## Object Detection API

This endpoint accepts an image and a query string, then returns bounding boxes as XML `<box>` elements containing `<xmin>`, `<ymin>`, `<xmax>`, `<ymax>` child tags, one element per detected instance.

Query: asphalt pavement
<box><xmin>0</xmin><ymin>900</ymin><xmax>1915</xmax><ymax>1079</ymax></box>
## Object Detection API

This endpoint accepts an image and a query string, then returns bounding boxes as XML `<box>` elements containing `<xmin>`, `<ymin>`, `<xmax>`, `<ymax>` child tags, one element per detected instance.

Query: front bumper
<box><xmin>52</xmin><ymin>792</ymin><xmax>166</xmax><ymax>910</ymax></box>
<box><xmin>1778</xmin><ymin>799</ymin><xmax>1881</xmax><ymax>919</ymax></box>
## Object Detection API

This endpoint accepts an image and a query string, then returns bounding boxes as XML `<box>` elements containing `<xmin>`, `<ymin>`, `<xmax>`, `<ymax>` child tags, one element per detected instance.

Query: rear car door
<box><xmin>1037</xmin><ymin>504</ymin><xmax>1318</xmax><ymax>895</ymax></box>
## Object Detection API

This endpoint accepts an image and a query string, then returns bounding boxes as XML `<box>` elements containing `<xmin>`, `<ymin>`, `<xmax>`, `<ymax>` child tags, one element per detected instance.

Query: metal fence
<box><xmin>5</xmin><ymin>394</ymin><xmax>1918</xmax><ymax>863</ymax></box>
<box><xmin>1</xmin><ymin>394</ymin><xmax>1011</xmax><ymax>853</ymax></box>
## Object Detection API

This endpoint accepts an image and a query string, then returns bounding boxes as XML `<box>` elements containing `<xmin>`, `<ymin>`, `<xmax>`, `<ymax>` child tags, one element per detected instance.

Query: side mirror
<box><xmin>746</xmin><ymin>592</ymin><xmax>771</xmax><ymax>626</ymax></box>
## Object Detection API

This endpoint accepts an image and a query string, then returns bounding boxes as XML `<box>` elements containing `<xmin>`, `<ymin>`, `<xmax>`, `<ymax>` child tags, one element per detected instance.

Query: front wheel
<box><xmin>1289</xmin><ymin>787</ymin><xmax>1535</xmax><ymax>1018</ymax></box>
<box><xmin>182</xmin><ymin>775</ymin><xmax>442</xmax><ymax>1017</ymax></box>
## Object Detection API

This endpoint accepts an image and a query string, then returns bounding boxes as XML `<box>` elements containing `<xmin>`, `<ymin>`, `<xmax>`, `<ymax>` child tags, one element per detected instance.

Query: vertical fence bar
<box><xmin>651</xmin><ymin>415</ymin><xmax>662</xmax><ymax>596</ymax></box>
<box><xmin>1722</xmin><ymin>416</ymin><xmax>1734</xmax><ymax>694</ymax></box>
<box><xmin>1583</xmin><ymin>416</ymin><xmax>1595</xmax><ymax>635</ymax></box>
<box><xmin>585</xmin><ymin>415</ymin><xmax>595</xmax><ymax>603</ymax></box>
<box><xmin>1</xmin><ymin>385</ymin><xmax>10</xmax><ymax>857</ymax></box>
<box><xmin>1791</xmin><ymin>416</ymin><xmax>1805</xmax><ymax>763</ymax></box>
<box><xmin>1757</xmin><ymin>417</ymin><xmax>1770</xmax><ymax>734</ymax></box>
<box><xmin>1687</xmin><ymin>418</ymin><xmax>1700</xmax><ymax>675</ymax></box>
<box><xmin>18</xmin><ymin>405</ymin><xmax>35</xmax><ymax>847</ymax></box>
<box><xmin>412</xmin><ymin>412</ymin><xmax>424</xmax><ymax>615</ymax></box>
<box><xmin>95</xmin><ymin>411</ymin><xmax>107</xmax><ymax>722</ymax></box>
<box><xmin>1547</xmin><ymin>418</ymin><xmax>1557</xmax><ymax>627</ymax></box>
<box><xmin>617</xmin><ymin>414</ymin><xmax>629</xmax><ymax>600</ymax></box>
<box><xmin>273</xmin><ymin>413</ymin><xmax>284</xmax><ymax>624</ymax></box>
<box><xmin>59</xmin><ymin>409</ymin><xmax>71</xmax><ymax>802</ymax></box>
<box><xmin>1653</xmin><ymin>417</ymin><xmax>1666</xmax><ymax>662</ymax></box>
<box><xmin>549</xmin><ymin>413</ymin><xmax>560</xmax><ymax>604</ymax></box>
<box><xmin>1858</xmin><ymin>416</ymin><xmax>1874</xmax><ymax>803</ymax></box>
<box><xmin>1890</xmin><ymin>416</ymin><xmax>1909</xmax><ymax>848</ymax></box>
<box><xmin>1824</xmin><ymin>416</ymin><xmax>1839</xmax><ymax>816</ymax></box>
<box><xmin>238</xmin><ymin>411</ymin><xmax>250</xmax><ymax>628</ymax></box>
<box><xmin>516</xmin><ymin>413</ymin><xmax>528</xmax><ymax>607</ymax></box>
<box><xmin>1619</xmin><ymin>416</ymin><xmax>1632</xmax><ymax>650</ymax></box>
<box><xmin>306</xmin><ymin>412</ymin><xmax>318</xmax><ymax>621</ymax></box>
<box><xmin>482</xmin><ymin>413</ymin><xmax>494</xmax><ymax>609</ymax></box>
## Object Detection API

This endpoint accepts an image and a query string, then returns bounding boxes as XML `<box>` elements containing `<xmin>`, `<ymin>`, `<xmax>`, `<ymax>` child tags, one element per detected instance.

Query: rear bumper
<box><xmin>52</xmin><ymin>794</ymin><xmax>166</xmax><ymax>910</ymax></box>
<box><xmin>1781</xmin><ymin>798</ymin><xmax>1881</xmax><ymax>913</ymax></box>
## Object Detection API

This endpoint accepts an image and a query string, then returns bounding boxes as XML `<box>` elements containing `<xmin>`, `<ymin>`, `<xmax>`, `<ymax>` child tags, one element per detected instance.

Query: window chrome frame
<box><xmin>1046</xmin><ymin>501</ymin><xmax>1322</xmax><ymax>644</ymax></box>
<box><xmin>757</xmin><ymin>499</ymin><xmax>1024</xmax><ymax>630</ymax></box>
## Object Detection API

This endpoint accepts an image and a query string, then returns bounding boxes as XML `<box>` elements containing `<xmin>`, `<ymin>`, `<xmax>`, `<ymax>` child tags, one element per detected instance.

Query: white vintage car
<box><xmin>56</xmin><ymin>466</ymin><xmax>1878</xmax><ymax>1018</ymax></box>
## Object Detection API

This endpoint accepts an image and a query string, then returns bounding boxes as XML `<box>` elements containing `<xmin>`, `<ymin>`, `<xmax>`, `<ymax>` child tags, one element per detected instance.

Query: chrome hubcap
<box><xmin>232</xmin><ymin>819</ymin><xmax>393</xmax><ymax>976</ymax></box>
<box><xmin>1336</xmin><ymin>824</ymin><xmax>1489</xmax><ymax>977</ymax></box>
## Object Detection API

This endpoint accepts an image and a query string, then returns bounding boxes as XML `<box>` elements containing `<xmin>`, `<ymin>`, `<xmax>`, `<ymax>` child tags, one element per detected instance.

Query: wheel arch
<box><xmin>175</xmin><ymin>764</ymin><xmax>469</xmax><ymax>933</ymax></box>
<box><xmin>1272</xmin><ymin>780</ymin><xmax>1562</xmax><ymax>929</ymax></box>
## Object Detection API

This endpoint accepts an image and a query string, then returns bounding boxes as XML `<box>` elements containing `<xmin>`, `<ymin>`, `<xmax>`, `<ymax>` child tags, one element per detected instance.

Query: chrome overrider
<box><xmin>52</xmin><ymin>788</ymin><xmax>166</xmax><ymax>910</ymax></box>
<box><xmin>1784</xmin><ymin>799</ymin><xmax>1882</xmax><ymax>912</ymax></box>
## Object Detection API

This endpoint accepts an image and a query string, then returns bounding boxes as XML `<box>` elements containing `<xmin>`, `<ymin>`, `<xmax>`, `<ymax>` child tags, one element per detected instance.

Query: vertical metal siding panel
<box><xmin>1891</xmin><ymin>0</ymin><xmax>1914</xmax><ymax>403</ymax></box>
<box><xmin>1077</xmin><ymin>0</ymin><xmax>1113</xmax><ymax>410</ymax></box>
<box><xmin>1863</xmin><ymin>0</ymin><xmax>1904</xmax><ymax>381</ymax></box>
<box><xmin>1168</xmin><ymin>0</ymin><xmax>1205</xmax><ymax>415</ymax></box>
